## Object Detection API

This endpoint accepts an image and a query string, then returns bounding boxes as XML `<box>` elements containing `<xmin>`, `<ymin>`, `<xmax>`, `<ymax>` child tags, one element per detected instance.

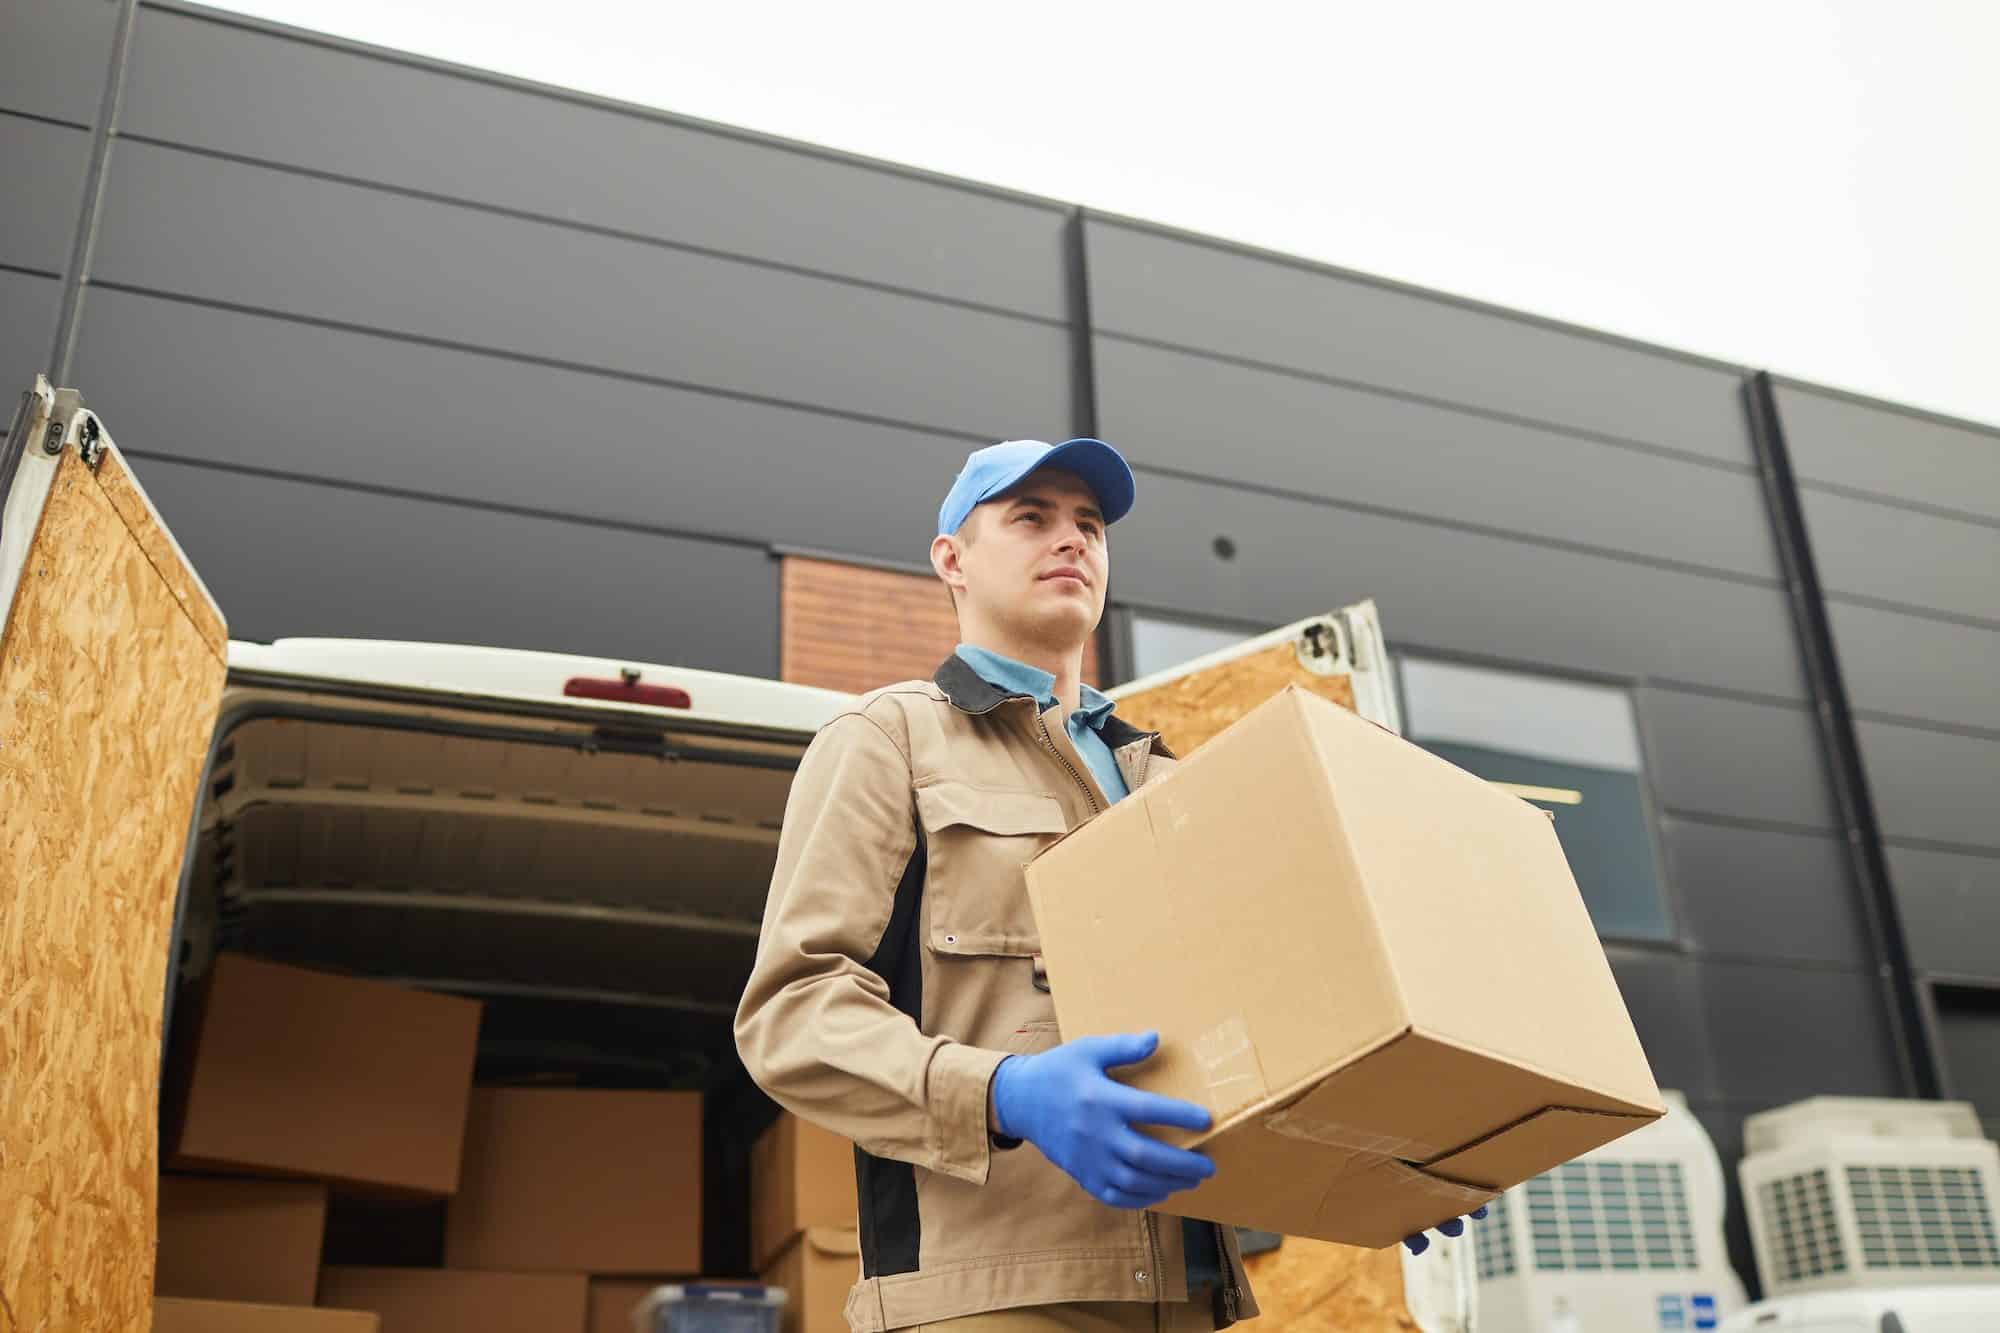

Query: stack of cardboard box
<box><xmin>157</xmin><ymin>953</ymin><xmax>708</xmax><ymax>1333</ymax></box>
<box><xmin>751</xmin><ymin>1115</ymin><xmax>860</xmax><ymax>1333</ymax></box>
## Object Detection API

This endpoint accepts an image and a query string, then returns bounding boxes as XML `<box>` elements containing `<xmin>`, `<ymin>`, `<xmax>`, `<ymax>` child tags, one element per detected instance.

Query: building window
<box><xmin>1398</xmin><ymin>656</ymin><xmax>1673</xmax><ymax>941</ymax></box>
<box><xmin>1127</xmin><ymin>612</ymin><xmax>1264</xmax><ymax>682</ymax></box>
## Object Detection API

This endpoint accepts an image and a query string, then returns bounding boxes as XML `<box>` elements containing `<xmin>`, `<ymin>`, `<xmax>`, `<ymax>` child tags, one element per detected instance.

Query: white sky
<box><xmin>211</xmin><ymin>0</ymin><xmax>2000</xmax><ymax>431</ymax></box>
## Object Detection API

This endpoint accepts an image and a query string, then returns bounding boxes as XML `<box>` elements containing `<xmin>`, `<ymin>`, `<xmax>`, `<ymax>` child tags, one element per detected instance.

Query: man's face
<box><xmin>947</xmin><ymin>467</ymin><xmax>1108</xmax><ymax>647</ymax></box>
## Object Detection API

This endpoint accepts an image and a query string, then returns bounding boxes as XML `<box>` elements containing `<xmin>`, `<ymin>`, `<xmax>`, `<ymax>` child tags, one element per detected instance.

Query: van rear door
<box><xmin>0</xmin><ymin>377</ymin><xmax>230</xmax><ymax>1331</ymax></box>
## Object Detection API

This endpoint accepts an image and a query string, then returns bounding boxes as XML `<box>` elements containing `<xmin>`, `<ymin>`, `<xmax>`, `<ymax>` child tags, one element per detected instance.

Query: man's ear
<box><xmin>930</xmin><ymin>532</ymin><xmax>966</xmax><ymax>601</ymax></box>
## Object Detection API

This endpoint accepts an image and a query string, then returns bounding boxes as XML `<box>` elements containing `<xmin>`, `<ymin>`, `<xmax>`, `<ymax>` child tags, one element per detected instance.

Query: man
<box><xmin>736</xmin><ymin>439</ymin><xmax>1473</xmax><ymax>1333</ymax></box>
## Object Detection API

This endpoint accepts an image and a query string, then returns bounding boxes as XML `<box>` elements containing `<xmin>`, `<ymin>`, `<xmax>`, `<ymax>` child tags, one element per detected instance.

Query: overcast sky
<box><xmin>211</xmin><ymin>0</ymin><xmax>2000</xmax><ymax>431</ymax></box>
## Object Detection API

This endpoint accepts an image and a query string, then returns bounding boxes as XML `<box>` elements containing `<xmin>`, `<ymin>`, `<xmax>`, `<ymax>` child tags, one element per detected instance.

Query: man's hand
<box><xmin>1403</xmin><ymin>1205</ymin><xmax>1489</xmax><ymax>1254</ymax></box>
<box><xmin>990</xmin><ymin>1030</ymin><xmax>1217</xmax><ymax>1209</ymax></box>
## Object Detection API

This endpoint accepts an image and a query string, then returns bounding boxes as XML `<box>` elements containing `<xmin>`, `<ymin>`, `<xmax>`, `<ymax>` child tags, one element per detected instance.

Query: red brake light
<box><xmin>563</xmin><ymin>674</ymin><xmax>691</xmax><ymax>709</ymax></box>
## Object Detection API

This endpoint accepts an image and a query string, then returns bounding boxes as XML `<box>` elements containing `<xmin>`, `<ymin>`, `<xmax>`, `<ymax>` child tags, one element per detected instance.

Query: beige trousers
<box><xmin>914</xmin><ymin>1302</ymin><xmax>1218</xmax><ymax>1332</ymax></box>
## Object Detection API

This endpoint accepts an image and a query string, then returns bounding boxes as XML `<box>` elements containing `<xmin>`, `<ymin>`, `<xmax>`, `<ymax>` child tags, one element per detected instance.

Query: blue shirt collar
<box><xmin>953</xmin><ymin>643</ymin><xmax>1117</xmax><ymax>729</ymax></box>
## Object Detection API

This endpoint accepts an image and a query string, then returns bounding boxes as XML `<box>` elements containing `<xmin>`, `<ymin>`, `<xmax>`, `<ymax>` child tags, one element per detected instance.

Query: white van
<box><xmin>1719</xmin><ymin>1284</ymin><xmax>2000</xmax><ymax>1332</ymax></box>
<box><xmin>3</xmin><ymin>378</ymin><xmax>1474</xmax><ymax>1329</ymax></box>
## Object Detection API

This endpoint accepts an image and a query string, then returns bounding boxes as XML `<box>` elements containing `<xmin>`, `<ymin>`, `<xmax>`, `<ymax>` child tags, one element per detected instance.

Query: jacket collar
<box><xmin>931</xmin><ymin>653</ymin><xmax>1176</xmax><ymax>759</ymax></box>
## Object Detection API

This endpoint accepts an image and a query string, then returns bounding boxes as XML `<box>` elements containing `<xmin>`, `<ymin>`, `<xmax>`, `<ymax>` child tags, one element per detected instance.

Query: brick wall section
<box><xmin>780</xmin><ymin>556</ymin><xmax>1100</xmax><ymax>695</ymax></box>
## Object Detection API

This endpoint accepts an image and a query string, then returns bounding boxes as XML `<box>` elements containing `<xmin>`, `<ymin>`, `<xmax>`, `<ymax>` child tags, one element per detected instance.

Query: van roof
<box><xmin>227</xmin><ymin>637</ymin><xmax>856</xmax><ymax>739</ymax></box>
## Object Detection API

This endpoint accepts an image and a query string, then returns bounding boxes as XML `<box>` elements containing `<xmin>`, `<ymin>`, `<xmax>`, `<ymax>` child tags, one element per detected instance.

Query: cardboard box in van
<box><xmin>165</xmin><ymin>953</ymin><xmax>483</xmax><ymax>1196</ymax></box>
<box><xmin>153</xmin><ymin>1297</ymin><xmax>378</xmax><ymax>1333</ymax></box>
<box><xmin>319</xmin><ymin>1268</ymin><xmax>587</xmax><ymax>1333</ymax></box>
<box><xmin>759</xmin><ymin>1228</ymin><xmax>860</xmax><ymax>1333</ymax></box>
<box><xmin>155</xmin><ymin>1175</ymin><xmax>328</xmax><ymax>1307</ymax></box>
<box><xmin>444</xmin><ymin>1087</ymin><xmax>702</xmax><ymax>1274</ymax></box>
<box><xmin>751</xmin><ymin>1113</ymin><xmax>859</xmax><ymax>1271</ymax></box>
<box><xmin>1025</xmin><ymin>685</ymin><xmax>1665</xmax><ymax>1249</ymax></box>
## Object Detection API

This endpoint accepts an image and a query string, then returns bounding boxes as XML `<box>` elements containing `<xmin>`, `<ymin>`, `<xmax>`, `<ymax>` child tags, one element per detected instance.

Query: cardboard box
<box><xmin>1025</xmin><ymin>685</ymin><xmax>1665</xmax><ymax>1249</ymax></box>
<box><xmin>156</xmin><ymin>1175</ymin><xmax>329</xmax><ymax>1306</ymax></box>
<box><xmin>444</xmin><ymin>1088</ymin><xmax>702</xmax><ymax>1274</ymax></box>
<box><xmin>166</xmin><ymin>953</ymin><xmax>483</xmax><ymax>1196</ymax></box>
<box><xmin>154</xmin><ymin>1297</ymin><xmax>378</xmax><ymax>1333</ymax></box>
<box><xmin>319</xmin><ymin>1268</ymin><xmax>587</xmax><ymax>1333</ymax></box>
<box><xmin>759</xmin><ymin>1229</ymin><xmax>858</xmax><ymax>1333</ymax></box>
<box><xmin>589</xmin><ymin>1279</ymin><xmax>665</xmax><ymax>1333</ymax></box>
<box><xmin>750</xmin><ymin>1113</ymin><xmax>858</xmax><ymax>1270</ymax></box>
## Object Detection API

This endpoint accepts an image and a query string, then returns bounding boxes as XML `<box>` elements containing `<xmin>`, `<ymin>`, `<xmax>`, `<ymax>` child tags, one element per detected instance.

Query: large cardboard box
<box><xmin>444</xmin><ymin>1088</ymin><xmax>702</xmax><ymax>1273</ymax></box>
<box><xmin>750</xmin><ymin>1113</ymin><xmax>858</xmax><ymax>1270</ymax></box>
<box><xmin>155</xmin><ymin>1175</ymin><xmax>328</xmax><ymax>1306</ymax></box>
<box><xmin>154</xmin><ymin>1297</ymin><xmax>378</xmax><ymax>1333</ymax></box>
<box><xmin>759</xmin><ymin>1229</ymin><xmax>858</xmax><ymax>1333</ymax></box>
<box><xmin>588</xmin><ymin>1279</ymin><xmax>663</xmax><ymax>1333</ymax></box>
<box><xmin>1025</xmin><ymin>686</ymin><xmax>1665</xmax><ymax>1249</ymax></box>
<box><xmin>166</xmin><ymin>954</ymin><xmax>483</xmax><ymax>1196</ymax></box>
<box><xmin>319</xmin><ymin>1268</ymin><xmax>587</xmax><ymax>1333</ymax></box>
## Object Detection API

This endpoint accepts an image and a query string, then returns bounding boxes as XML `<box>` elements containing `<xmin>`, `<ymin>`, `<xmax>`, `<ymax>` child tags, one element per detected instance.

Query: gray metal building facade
<box><xmin>5</xmin><ymin>0</ymin><xmax>1996</xmax><ymax>1295</ymax></box>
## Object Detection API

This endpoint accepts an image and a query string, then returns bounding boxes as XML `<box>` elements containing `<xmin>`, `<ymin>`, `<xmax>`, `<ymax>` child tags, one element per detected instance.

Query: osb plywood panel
<box><xmin>1115</xmin><ymin>640</ymin><xmax>1356</xmax><ymax>755</ymax></box>
<box><xmin>0</xmin><ymin>447</ymin><xmax>228</xmax><ymax>1333</ymax></box>
<box><xmin>1242</xmin><ymin>1239</ymin><xmax>1416</xmax><ymax>1332</ymax></box>
<box><xmin>780</xmin><ymin>556</ymin><xmax>1099</xmax><ymax>696</ymax></box>
<box><xmin>91</xmin><ymin>448</ymin><xmax>226</xmax><ymax>661</ymax></box>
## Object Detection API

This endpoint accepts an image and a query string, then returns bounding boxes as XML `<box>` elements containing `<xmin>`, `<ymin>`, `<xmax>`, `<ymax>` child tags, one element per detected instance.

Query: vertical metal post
<box><xmin>1743</xmin><ymin>370</ymin><xmax>1939</xmax><ymax>1097</ymax></box>
<box><xmin>48</xmin><ymin>0</ymin><xmax>142</xmax><ymax>382</ymax></box>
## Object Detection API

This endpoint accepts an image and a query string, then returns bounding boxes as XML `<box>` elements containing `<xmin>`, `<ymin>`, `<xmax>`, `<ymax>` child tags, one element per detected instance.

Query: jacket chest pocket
<box><xmin>915</xmin><ymin>782</ymin><xmax>1069</xmax><ymax>957</ymax></box>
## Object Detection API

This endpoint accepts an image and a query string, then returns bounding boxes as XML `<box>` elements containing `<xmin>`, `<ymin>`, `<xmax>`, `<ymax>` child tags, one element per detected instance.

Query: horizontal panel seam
<box><xmin>1085</xmin><ymin>212</ymin><xmax>1752</xmax><ymax>376</ymax></box>
<box><xmin>1636</xmin><ymin>678</ymin><xmax>1812</xmax><ymax>711</ymax></box>
<box><xmin>0</xmin><ymin>106</ymin><xmax>96</xmax><ymax>134</ymax></box>
<box><xmin>1853</xmin><ymin>708</ymin><xmax>2000</xmax><ymax>745</ymax></box>
<box><xmin>1773</xmin><ymin>373</ymin><xmax>2000</xmax><ymax>443</ymax></box>
<box><xmin>1801</xmin><ymin>475</ymin><xmax>2000</xmax><ymax>532</ymax></box>
<box><xmin>136</xmin><ymin>0</ymin><xmax>1076</xmax><ymax>216</ymax></box>
<box><xmin>1096</xmin><ymin>327</ymin><xmax>1757</xmax><ymax>475</ymax></box>
<box><xmin>116</xmin><ymin>447</ymin><xmax>776</xmax><ymax>554</ymax></box>
<box><xmin>0</xmin><ymin>259</ymin><xmax>65</xmax><ymax>282</ymax></box>
<box><xmin>1659</xmin><ymin>807</ymin><xmax>1838</xmax><ymax>838</ymax></box>
<box><xmin>1826</xmin><ymin>589</ymin><xmax>2000</xmax><ymax>635</ymax></box>
<box><xmin>108</xmin><ymin>132</ymin><xmax>1070</xmax><ymax>327</ymax></box>
<box><xmin>1129</xmin><ymin>460</ymin><xmax>1781</xmax><ymax>587</ymax></box>
<box><xmin>82</xmin><ymin>279</ymin><xmax>999</xmax><ymax>445</ymax></box>
<box><xmin>1884</xmin><ymin>835</ymin><xmax>2000</xmax><ymax>864</ymax></box>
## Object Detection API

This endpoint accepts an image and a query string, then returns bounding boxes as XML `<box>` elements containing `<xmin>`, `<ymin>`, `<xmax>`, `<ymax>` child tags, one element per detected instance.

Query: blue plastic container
<box><xmin>632</xmin><ymin>1283</ymin><xmax>787</xmax><ymax>1333</ymax></box>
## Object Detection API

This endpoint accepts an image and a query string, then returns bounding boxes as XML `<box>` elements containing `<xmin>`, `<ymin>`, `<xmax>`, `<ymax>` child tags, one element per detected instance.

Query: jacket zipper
<box><xmin>1036</xmin><ymin>710</ymin><xmax>1101</xmax><ymax>815</ymax></box>
<box><xmin>1144</xmin><ymin>1210</ymin><xmax>1162</xmax><ymax>1300</ymax></box>
<box><xmin>1214</xmin><ymin>1222</ymin><xmax>1242</xmax><ymax>1322</ymax></box>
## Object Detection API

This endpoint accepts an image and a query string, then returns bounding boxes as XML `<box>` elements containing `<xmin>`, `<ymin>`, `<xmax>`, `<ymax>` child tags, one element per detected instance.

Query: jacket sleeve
<box><xmin>734</xmin><ymin>707</ymin><xmax>1006</xmax><ymax>1186</ymax></box>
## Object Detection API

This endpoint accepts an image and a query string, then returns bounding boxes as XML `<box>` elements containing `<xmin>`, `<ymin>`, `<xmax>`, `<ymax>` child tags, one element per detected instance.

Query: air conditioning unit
<box><xmin>1477</xmin><ymin>1090</ymin><xmax>1746</xmax><ymax>1332</ymax></box>
<box><xmin>1740</xmin><ymin>1096</ymin><xmax>2000</xmax><ymax>1298</ymax></box>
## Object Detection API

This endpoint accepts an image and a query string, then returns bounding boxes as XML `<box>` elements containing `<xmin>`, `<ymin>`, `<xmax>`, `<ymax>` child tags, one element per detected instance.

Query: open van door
<box><xmin>1110</xmin><ymin>606</ymin><xmax>1477</xmax><ymax>1333</ymax></box>
<box><xmin>0</xmin><ymin>377</ymin><xmax>230</xmax><ymax>1331</ymax></box>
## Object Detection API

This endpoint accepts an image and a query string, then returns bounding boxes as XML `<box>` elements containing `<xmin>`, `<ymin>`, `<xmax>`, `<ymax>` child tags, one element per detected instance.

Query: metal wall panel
<box><xmin>0</xmin><ymin>0</ymin><xmax>123</xmax><ymax>127</ymax></box>
<box><xmin>1095</xmin><ymin>335</ymin><xmax>1779</xmax><ymax>579</ymax></box>
<box><xmin>0</xmin><ymin>114</ymin><xmax>93</xmax><ymax>274</ymax></box>
<box><xmin>69</xmin><ymin>287</ymin><xmax>959</xmax><ymax>564</ymax></box>
<box><xmin>1699</xmin><ymin>960</ymin><xmax>1904</xmax><ymax>1103</ymax></box>
<box><xmin>1805</xmin><ymin>485</ymin><xmax>2000</xmax><ymax>625</ymax></box>
<box><xmin>1776</xmin><ymin>382</ymin><xmax>2000</xmax><ymax>524</ymax></box>
<box><xmin>129</xmin><ymin>456</ymin><xmax>778</xmax><ymax>674</ymax></box>
<box><xmin>1112</xmin><ymin>470</ymin><xmax>1807</xmax><ymax>700</ymax></box>
<box><xmin>0</xmin><ymin>270</ymin><xmax>60</xmax><ymax>405</ymax></box>
<box><xmin>88</xmin><ymin>140</ymin><xmax>1072</xmax><ymax>438</ymax></box>
<box><xmin>120</xmin><ymin>3</ymin><xmax>1070</xmax><ymax>319</ymax></box>
<box><xmin>1935</xmin><ymin>996</ymin><xmax>2000</xmax><ymax>1132</ymax></box>
<box><xmin>1636</xmin><ymin>687</ymin><xmax>1836</xmax><ymax>831</ymax></box>
<box><xmin>1662</xmin><ymin>817</ymin><xmax>1870</xmax><ymax>967</ymax></box>
<box><xmin>1828</xmin><ymin>600</ymin><xmax>2000</xmax><ymax>735</ymax></box>
<box><xmin>1605</xmin><ymin>949</ymin><xmax>1719</xmax><ymax>1101</ymax></box>
<box><xmin>1855</xmin><ymin>719</ymin><xmax>2000</xmax><ymax>854</ymax></box>
<box><xmin>1889</xmin><ymin>844</ymin><xmax>2000</xmax><ymax>982</ymax></box>
<box><xmin>1085</xmin><ymin>217</ymin><xmax>1754</xmax><ymax>464</ymax></box>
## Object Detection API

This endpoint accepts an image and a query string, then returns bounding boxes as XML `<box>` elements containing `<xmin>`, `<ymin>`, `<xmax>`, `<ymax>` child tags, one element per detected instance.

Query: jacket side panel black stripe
<box><xmin>854</xmin><ymin>828</ymin><xmax>926</xmax><ymax>1278</ymax></box>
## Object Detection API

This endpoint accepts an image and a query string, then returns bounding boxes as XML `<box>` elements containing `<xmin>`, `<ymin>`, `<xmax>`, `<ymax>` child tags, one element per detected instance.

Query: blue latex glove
<box><xmin>1403</xmin><ymin>1205</ymin><xmax>1489</xmax><ymax>1254</ymax></box>
<box><xmin>990</xmin><ymin>1030</ymin><xmax>1218</xmax><ymax>1209</ymax></box>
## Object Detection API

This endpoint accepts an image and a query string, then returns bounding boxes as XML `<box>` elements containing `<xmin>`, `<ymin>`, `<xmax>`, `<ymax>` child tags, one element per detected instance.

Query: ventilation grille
<box><xmin>1525</xmin><ymin>1160</ymin><xmax>1699</xmax><ymax>1272</ymax></box>
<box><xmin>1847</xmin><ymin>1165</ymin><xmax>2000</xmax><ymax>1272</ymax></box>
<box><xmin>1759</xmin><ymin>1167</ymin><xmax>1848</xmax><ymax>1284</ymax></box>
<box><xmin>1475</xmin><ymin>1190</ymin><xmax>1518</xmax><ymax>1280</ymax></box>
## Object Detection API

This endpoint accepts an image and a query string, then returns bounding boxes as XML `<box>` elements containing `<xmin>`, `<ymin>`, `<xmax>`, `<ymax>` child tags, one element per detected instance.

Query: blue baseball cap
<box><xmin>937</xmin><ymin>438</ymin><xmax>1136</xmax><ymax>537</ymax></box>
